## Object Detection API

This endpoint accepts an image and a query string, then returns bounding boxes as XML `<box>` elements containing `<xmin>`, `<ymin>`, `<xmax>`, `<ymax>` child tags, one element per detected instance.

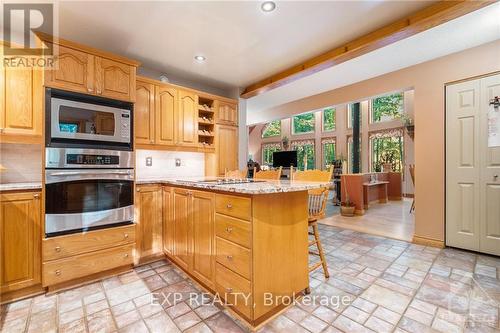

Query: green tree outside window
<box><xmin>294</xmin><ymin>144</ymin><xmax>315</xmax><ymax>170</ymax></box>
<box><xmin>293</xmin><ymin>113</ymin><xmax>315</xmax><ymax>134</ymax></box>
<box><xmin>323</xmin><ymin>142</ymin><xmax>336</xmax><ymax>169</ymax></box>
<box><xmin>371</xmin><ymin>136</ymin><xmax>404</xmax><ymax>172</ymax></box>
<box><xmin>262</xmin><ymin>145</ymin><xmax>281</xmax><ymax>165</ymax></box>
<box><xmin>262</xmin><ymin>120</ymin><xmax>281</xmax><ymax>138</ymax></box>
<box><xmin>371</xmin><ymin>93</ymin><xmax>404</xmax><ymax>122</ymax></box>
<box><xmin>323</xmin><ymin>108</ymin><xmax>336</xmax><ymax>131</ymax></box>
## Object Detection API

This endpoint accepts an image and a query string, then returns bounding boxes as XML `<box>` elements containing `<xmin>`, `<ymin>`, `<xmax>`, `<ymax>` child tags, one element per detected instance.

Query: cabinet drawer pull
<box><xmin>225</xmin><ymin>227</ymin><xmax>233</xmax><ymax>233</ymax></box>
<box><xmin>33</xmin><ymin>193</ymin><xmax>40</xmax><ymax>199</ymax></box>
<box><xmin>124</xmin><ymin>253</ymin><xmax>129</xmax><ymax>258</ymax></box>
<box><xmin>226</xmin><ymin>255</ymin><xmax>233</xmax><ymax>261</ymax></box>
<box><xmin>226</xmin><ymin>287</ymin><xmax>233</xmax><ymax>293</ymax></box>
<box><xmin>55</xmin><ymin>246</ymin><xmax>61</xmax><ymax>252</ymax></box>
<box><xmin>136</xmin><ymin>188</ymin><xmax>141</xmax><ymax>192</ymax></box>
<box><xmin>124</xmin><ymin>233</ymin><xmax>129</xmax><ymax>239</ymax></box>
<box><xmin>226</xmin><ymin>203</ymin><xmax>233</xmax><ymax>209</ymax></box>
<box><xmin>55</xmin><ymin>270</ymin><xmax>61</xmax><ymax>276</ymax></box>
<box><xmin>87</xmin><ymin>88</ymin><xmax>92</xmax><ymax>93</ymax></box>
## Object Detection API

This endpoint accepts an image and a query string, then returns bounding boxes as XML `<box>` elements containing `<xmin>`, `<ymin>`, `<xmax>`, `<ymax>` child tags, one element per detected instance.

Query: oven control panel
<box><xmin>67</xmin><ymin>154</ymin><xmax>119</xmax><ymax>165</ymax></box>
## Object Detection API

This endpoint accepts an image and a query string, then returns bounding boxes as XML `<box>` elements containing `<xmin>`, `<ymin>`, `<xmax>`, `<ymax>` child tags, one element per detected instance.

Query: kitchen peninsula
<box><xmin>135</xmin><ymin>178</ymin><xmax>329</xmax><ymax>326</ymax></box>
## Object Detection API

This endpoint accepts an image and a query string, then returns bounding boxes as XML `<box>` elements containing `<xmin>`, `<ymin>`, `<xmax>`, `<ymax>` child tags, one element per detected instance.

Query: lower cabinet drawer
<box><xmin>43</xmin><ymin>225</ymin><xmax>135</xmax><ymax>261</ymax></box>
<box><xmin>216</xmin><ymin>237</ymin><xmax>251</xmax><ymax>280</ymax></box>
<box><xmin>215</xmin><ymin>213</ymin><xmax>251</xmax><ymax>248</ymax></box>
<box><xmin>215</xmin><ymin>194</ymin><xmax>251</xmax><ymax>221</ymax></box>
<box><xmin>215</xmin><ymin>263</ymin><xmax>252</xmax><ymax>319</ymax></box>
<box><xmin>43</xmin><ymin>244</ymin><xmax>134</xmax><ymax>286</ymax></box>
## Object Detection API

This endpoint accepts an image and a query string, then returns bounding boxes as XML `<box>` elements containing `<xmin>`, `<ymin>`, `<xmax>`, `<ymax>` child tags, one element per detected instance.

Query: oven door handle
<box><xmin>48</xmin><ymin>171</ymin><xmax>133</xmax><ymax>176</ymax></box>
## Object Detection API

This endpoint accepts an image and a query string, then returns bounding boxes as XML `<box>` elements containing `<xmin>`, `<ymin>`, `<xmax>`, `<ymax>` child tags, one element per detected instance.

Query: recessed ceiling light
<box><xmin>261</xmin><ymin>1</ymin><xmax>276</xmax><ymax>12</ymax></box>
<box><xmin>194</xmin><ymin>55</ymin><xmax>206</xmax><ymax>62</ymax></box>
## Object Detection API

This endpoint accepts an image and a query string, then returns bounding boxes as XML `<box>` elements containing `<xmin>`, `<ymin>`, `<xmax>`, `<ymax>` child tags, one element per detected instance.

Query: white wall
<box><xmin>135</xmin><ymin>150</ymin><xmax>205</xmax><ymax>180</ymax></box>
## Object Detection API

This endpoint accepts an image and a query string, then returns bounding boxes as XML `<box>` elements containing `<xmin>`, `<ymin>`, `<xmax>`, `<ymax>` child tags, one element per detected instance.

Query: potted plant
<box><xmin>282</xmin><ymin>136</ymin><xmax>289</xmax><ymax>150</ymax></box>
<box><xmin>400</xmin><ymin>113</ymin><xmax>414</xmax><ymax>139</ymax></box>
<box><xmin>340</xmin><ymin>176</ymin><xmax>356</xmax><ymax>216</ymax></box>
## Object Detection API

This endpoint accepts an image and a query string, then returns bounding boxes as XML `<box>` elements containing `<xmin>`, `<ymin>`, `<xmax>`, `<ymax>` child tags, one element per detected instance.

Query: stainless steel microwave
<box><xmin>46</xmin><ymin>88</ymin><xmax>133</xmax><ymax>150</ymax></box>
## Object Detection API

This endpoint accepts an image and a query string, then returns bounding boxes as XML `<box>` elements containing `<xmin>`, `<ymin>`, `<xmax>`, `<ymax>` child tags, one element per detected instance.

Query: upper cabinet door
<box><xmin>217</xmin><ymin>101</ymin><xmax>238</xmax><ymax>126</ymax></box>
<box><xmin>45</xmin><ymin>45</ymin><xmax>94</xmax><ymax>94</ymax></box>
<box><xmin>135</xmin><ymin>80</ymin><xmax>155</xmax><ymax>145</ymax></box>
<box><xmin>217</xmin><ymin>125</ymin><xmax>238</xmax><ymax>176</ymax></box>
<box><xmin>95</xmin><ymin>57</ymin><xmax>135</xmax><ymax>102</ymax></box>
<box><xmin>0</xmin><ymin>65</ymin><xmax>42</xmax><ymax>140</ymax></box>
<box><xmin>178</xmin><ymin>90</ymin><xmax>198</xmax><ymax>146</ymax></box>
<box><xmin>156</xmin><ymin>85</ymin><xmax>177</xmax><ymax>146</ymax></box>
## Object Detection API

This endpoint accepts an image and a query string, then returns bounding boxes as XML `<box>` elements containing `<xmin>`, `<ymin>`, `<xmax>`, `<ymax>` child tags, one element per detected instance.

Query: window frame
<box><xmin>368</xmin><ymin>130</ymin><xmax>404</xmax><ymax>173</ymax></box>
<box><xmin>291</xmin><ymin>140</ymin><xmax>316</xmax><ymax>170</ymax></box>
<box><xmin>322</xmin><ymin>108</ymin><xmax>336</xmax><ymax>132</ymax></box>
<box><xmin>321</xmin><ymin>138</ymin><xmax>336</xmax><ymax>170</ymax></box>
<box><xmin>370</xmin><ymin>92</ymin><xmax>404</xmax><ymax>124</ymax></box>
<box><xmin>291</xmin><ymin>112</ymin><xmax>315</xmax><ymax>135</ymax></box>
<box><xmin>261</xmin><ymin>142</ymin><xmax>282</xmax><ymax>166</ymax></box>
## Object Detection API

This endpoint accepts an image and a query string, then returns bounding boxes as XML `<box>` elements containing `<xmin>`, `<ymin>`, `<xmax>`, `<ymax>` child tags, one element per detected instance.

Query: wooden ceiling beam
<box><xmin>240</xmin><ymin>0</ymin><xmax>497</xmax><ymax>99</ymax></box>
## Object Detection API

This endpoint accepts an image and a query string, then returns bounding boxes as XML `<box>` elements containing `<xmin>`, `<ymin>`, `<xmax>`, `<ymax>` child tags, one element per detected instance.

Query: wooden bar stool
<box><xmin>225</xmin><ymin>168</ymin><xmax>247</xmax><ymax>179</ymax></box>
<box><xmin>253</xmin><ymin>166</ymin><xmax>282</xmax><ymax>180</ymax></box>
<box><xmin>292</xmin><ymin>168</ymin><xmax>333</xmax><ymax>292</ymax></box>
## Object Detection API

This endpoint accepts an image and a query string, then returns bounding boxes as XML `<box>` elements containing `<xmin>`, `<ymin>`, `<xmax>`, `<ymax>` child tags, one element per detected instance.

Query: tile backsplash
<box><xmin>0</xmin><ymin>143</ymin><xmax>42</xmax><ymax>183</ymax></box>
<box><xmin>135</xmin><ymin>150</ymin><xmax>205</xmax><ymax>180</ymax></box>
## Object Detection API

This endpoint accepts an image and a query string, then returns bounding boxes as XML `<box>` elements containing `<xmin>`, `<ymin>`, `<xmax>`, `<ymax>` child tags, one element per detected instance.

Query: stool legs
<box><xmin>308</xmin><ymin>221</ymin><xmax>329</xmax><ymax>279</ymax></box>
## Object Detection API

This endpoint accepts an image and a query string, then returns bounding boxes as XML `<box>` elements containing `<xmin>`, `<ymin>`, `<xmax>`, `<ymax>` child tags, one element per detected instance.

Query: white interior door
<box><xmin>446</xmin><ymin>80</ymin><xmax>481</xmax><ymax>251</ymax></box>
<box><xmin>479</xmin><ymin>74</ymin><xmax>500</xmax><ymax>256</ymax></box>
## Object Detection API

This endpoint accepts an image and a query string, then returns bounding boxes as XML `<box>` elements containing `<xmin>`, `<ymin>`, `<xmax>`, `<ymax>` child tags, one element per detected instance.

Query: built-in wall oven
<box><xmin>45</xmin><ymin>148</ymin><xmax>134</xmax><ymax>237</ymax></box>
<box><xmin>46</xmin><ymin>88</ymin><xmax>133</xmax><ymax>151</ymax></box>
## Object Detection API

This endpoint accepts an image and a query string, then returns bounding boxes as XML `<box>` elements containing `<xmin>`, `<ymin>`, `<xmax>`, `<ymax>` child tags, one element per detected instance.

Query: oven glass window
<box><xmin>46</xmin><ymin>180</ymin><xmax>132</xmax><ymax>214</ymax></box>
<box><xmin>59</xmin><ymin>106</ymin><xmax>115</xmax><ymax>136</ymax></box>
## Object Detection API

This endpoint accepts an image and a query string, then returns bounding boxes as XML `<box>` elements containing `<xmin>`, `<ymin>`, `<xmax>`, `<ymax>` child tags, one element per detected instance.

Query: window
<box><xmin>292</xmin><ymin>112</ymin><xmax>315</xmax><ymax>134</ymax></box>
<box><xmin>262</xmin><ymin>143</ymin><xmax>281</xmax><ymax>166</ymax></box>
<box><xmin>371</xmin><ymin>92</ymin><xmax>404</xmax><ymax>123</ymax></box>
<box><xmin>347</xmin><ymin>103</ymin><xmax>362</xmax><ymax>129</ymax></box>
<box><xmin>262</xmin><ymin>120</ymin><xmax>281</xmax><ymax>138</ymax></box>
<box><xmin>370</xmin><ymin>129</ymin><xmax>404</xmax><ymax>172</ymax></box>
<box><xmin>322</xmin><ymin>108</ymin><xmax>336</xmax><ymax>131</ymax></box>
<box><xmin>322</xmin><ymin>138</ymin><xmax>336</xmax><ymax>170</ymax></box>
<box><xmin>347</xmin><ymin>136</ymin><xmax>362</xmax><ymax>173</ymax></box>
<box><xmin>292</xmin><ymin>140</ymin><xmax>315</xmax><ymax>170</ymax></box>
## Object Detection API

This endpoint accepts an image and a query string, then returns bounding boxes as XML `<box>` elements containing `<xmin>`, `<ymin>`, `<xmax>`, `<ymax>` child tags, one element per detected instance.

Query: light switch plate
<box><xmin>175</xmin><ymin>158</ymin><xmax>181</xmax><ymax>167</ymax></box>
<box><xmin>146</xmin><ymin>157</ymin><xmax>152</xmax><ymax>166</ymax></box>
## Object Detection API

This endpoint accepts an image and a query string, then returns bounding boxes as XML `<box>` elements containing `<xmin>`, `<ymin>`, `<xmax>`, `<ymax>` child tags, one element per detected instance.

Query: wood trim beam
<box><xmin>241</xmin><ymin>0</ymin><xmax>498</xmax><ymax>99</ymax></box>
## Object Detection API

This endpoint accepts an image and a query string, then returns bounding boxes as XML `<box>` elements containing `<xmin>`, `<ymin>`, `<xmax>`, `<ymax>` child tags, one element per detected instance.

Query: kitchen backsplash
<box><xmin>0</xmin><ymin>143</ymin><xmax>42</xmax><ymax>183</ymax></box>
<box><xmin>135</xmin><ymin>150</ymin><xmax>205</xmax><ymax>179</ymax></box>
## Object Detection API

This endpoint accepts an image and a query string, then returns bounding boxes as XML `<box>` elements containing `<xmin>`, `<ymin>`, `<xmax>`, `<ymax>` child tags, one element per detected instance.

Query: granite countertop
<box><xmin>136</xmin><ymin>177</ymin><xmax>331</xmax><ymax>194</ymax></box>
<box><xmin>0</xmin><ymin>182</ymin><xmax>43</xmax><ymax>191</ymax></box>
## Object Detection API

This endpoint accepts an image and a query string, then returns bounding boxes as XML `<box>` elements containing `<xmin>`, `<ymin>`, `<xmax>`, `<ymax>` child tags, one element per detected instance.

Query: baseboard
<box><xmin>412</xmin><ymin>235</ymin><xmax>445</xmax><ymax>248</ymax></box>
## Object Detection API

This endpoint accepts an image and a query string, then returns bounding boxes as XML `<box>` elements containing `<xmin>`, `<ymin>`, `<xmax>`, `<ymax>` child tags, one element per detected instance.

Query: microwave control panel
<box><xmin>120</xmin><ymin>113</ymin><xmax>130</xmax><ymax>139</ymax></box>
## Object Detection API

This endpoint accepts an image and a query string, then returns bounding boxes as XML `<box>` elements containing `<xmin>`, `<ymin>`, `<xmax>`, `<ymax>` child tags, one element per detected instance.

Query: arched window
<box><xmin>261</xmin><ymin>120</ymin><xmax>281</xmax><ymax>138</ymax></box>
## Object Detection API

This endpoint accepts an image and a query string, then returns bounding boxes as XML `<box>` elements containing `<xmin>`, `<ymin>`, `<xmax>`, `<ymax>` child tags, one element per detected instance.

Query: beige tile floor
<box><xmin>321</xmin><ymin>199</ymin><xmax>415</xmax><ymax>242</ymax></box>
<box><xmin>1</xmin><ymin>224</ymin><xmax>499</xmax><ymax>333</ymax></box>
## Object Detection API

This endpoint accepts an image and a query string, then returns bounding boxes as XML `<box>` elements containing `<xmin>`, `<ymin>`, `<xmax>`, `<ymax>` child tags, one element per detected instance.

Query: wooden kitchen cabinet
<box><xmin>0</xmin><ymin>191</ymin><xmax>42</xmax><ymax>294</ymax></box>
<box><xmin>95</xmin><ymin>57</ymin><xmax>136</xmax><ymax>101</ymax></box>
<box><xmin>162</xmin><ymin>187</ymin><xmax>174</xmax><ymax>256</ymax></box>
<box><xmin>44</xmin><ymin>44</ymin><xmax>95</xmax><ymax>94</ymax></box>
<box><xmin>135</xmin><ymin>79</ymin><xmax>156</xmax><ymax>144</ymax></box>
<box><xmin>167</xmin><ymin>188</ymin><xmax>215</xmax><ymax>288</ymax></box>
<box><xmin>135</xmin><ymin>185</ymin><xmax>163</xmax><ymax>262</ymax></box>
<box><xmin>216</xmin><ymin>124</ymin><xmax>239</xmax><ymax>176</ymax></box>
<box><xmin>155</xmin><ymin>85</ymin><xmax>177</xmax><ymax>146</ymax></box>
<box><xmin>0</xmin><ymin>63</ymin><xmax>43</xmax><ymax>143</ymax></box>
<box><xmin>217</xmin><ymin>101</ymin><xmax>238</xmax><ymax>126</ymax></box>
<box><xmin>39</xmin><ymin>34</ymin><xmax>139</xmax><ymax>102</ymax></box>
<box><xmin>178</xmin><ymin>90</ymin><xmax>198</xmax><ymax>147</ymax></box>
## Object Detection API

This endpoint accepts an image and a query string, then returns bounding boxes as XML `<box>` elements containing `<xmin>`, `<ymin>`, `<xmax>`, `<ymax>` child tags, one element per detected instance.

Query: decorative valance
<box><xmin>321</xmin><ymin>137</ymin><xmax>336</xmax><ymax>144</ymax></box>
<box><xmin>369</xmin><ymin>128</ymin><xmax>404</xmax><ymax>139</ymax></box>
<box><xmin>262</xmin><ymin>142</ymin><xmax>282</xmax><ymax>150</ymax></box>
<box><xmin>291</xmin><ymin>139</ymin><xmax>315</xmax><ymax>148</ymax></box>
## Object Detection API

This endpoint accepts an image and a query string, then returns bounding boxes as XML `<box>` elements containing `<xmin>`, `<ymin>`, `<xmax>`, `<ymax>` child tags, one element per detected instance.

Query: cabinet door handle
<box><xmin>33</xmin><ymin>193</ymin><xmax>40</xmax><ymax>199</ymax></box>
<box><xmin>225</xmin><ymin>227</ymin><xmax>233</xmax><ymax>233</ymax></box>
<box><xmin>124</xmin><ymin>253</ymin><xmax>129</xmax><ymax>258</ymax></box>
<box><xmin>226</xmin><ymin>255</ymin><xmax>233</xmax><ymax>261</ymax></box>
<box><xmin>226</xmin><ymin>287</ymin><xmax>233</xmax><ymax>293</ymax></box>
<box><xmin>150</xmin><ymin>140</ymin><xmax>154</xmax><ymax>144</ymax></box>
<box><xmin>87</xmin><ymin>88</ymin><xmax>92</xmax><ymax>93</ymax></box>
<box><xmin>55</xmin><ymin>270</ymin><xmax>61</xmax><ymax>276</ymax></box>
<box><xmin>55</xmin><ymin>246</ymin><xmax>61</xmax><ymax>252</ymax></box>
<box><xmin>0</xmin><ymin>128</ymin><xmax>4</xmax><ymax>133</ymax></box>
<box><xmin>494</xmin><ymin>175</ymin><xmax>498</xmax><ymax>181</ymax></box>
<box><xmin>136</xmin><ymin>188</ymin><xmax>141</xmax><ymax>192</ymax></box>
<box><xmin>226</xmin><ymin>203</ymin><xmax>233</xmax><ymax>209</ymax></box>
<box><xmin>124</xmin><ymin>233</ymin><xmax>129</xmax><ymax>239</ymax></box>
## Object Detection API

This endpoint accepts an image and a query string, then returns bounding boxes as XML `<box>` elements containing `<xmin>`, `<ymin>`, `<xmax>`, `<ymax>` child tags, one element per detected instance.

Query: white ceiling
<box><xmin>51</xmin><ymin>0</ymin><xmax>431</xmax><ymax>91</ymax></box>
<box><xmin>246</xmin><ymin>2</ymin><xmax>500</xmax><ymax>121</ymax></box>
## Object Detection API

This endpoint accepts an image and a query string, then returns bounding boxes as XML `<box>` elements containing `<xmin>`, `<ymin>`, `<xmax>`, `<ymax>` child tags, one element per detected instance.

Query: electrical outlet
<box><xmin>146</xmin><ymin>157</ymin><xmax>152</xmax><ymax>166</ymax></box>
<box><xmin>175</xmin><ymin>158</ymin><xmax>181</xmax><ymax>167</ymax></box>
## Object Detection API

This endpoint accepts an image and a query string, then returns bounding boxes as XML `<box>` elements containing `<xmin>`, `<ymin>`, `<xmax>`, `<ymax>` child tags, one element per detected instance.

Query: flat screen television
<box><xmin>273</xmin><ymin>151</ymin><xmax>297</xmax><ymax>168</ymax></box>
